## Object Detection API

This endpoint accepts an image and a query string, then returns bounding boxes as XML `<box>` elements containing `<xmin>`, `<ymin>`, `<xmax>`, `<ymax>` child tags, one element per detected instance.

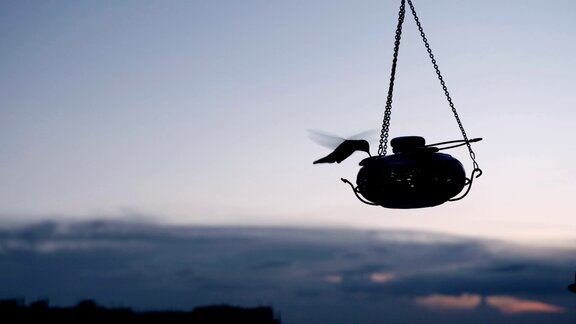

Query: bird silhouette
<box><xmin>313</xmin><ymin>139</ymin><xmax>371</xmax><ymax>164</ymax></box>
<box><xmin>308</xmin><ymin>129</ymin><xmax>374</xmax><ymax>164</ymax></box>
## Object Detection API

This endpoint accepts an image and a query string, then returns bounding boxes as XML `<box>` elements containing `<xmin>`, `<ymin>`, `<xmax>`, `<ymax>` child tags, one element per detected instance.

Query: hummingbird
<box><xmin>308</xmin><ymin>130</ymin><xmax>373</xmax><ymax>164</ymax></box>
<box><xmin>313</xmin><ymin>139</ymin><xmax>371</xmax><ymax>164</ymax></box>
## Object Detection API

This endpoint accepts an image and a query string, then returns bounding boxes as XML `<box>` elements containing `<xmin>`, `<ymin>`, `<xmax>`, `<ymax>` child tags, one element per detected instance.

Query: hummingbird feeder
<box><xmin>336</xmin><ymin>0</ymin><xmax>483</xmax><ymax>209</ymax></box>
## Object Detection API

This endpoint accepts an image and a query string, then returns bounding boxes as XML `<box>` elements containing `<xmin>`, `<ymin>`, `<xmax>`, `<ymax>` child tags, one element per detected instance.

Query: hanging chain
<box><xmin>378</xmin><ymin>0</ymin><xmax>405</xmax><ymax>156</ymax></box>
<box><xmin>378</xmin><ymin>0</ymin><xmax>482</xmax><ymax>177</ymax></box>
<box><xmin>406</xmin><ymin>0</ymin><xmax>481</xmax><ymax>173</ymax></box>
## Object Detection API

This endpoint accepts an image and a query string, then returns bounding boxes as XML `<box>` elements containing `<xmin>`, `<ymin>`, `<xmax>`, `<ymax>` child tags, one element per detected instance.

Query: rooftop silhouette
<box><xmin>569</xmin><ymin>272</ymin><xmax>576</xmax><ymax>294</ymax></box>
<box><xmin>0</xmin><ymin>299</ymin><xmax>280</xmax><ymax>324</ymax></box>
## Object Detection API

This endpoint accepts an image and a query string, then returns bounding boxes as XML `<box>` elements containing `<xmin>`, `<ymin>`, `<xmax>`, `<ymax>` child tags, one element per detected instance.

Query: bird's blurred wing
<box><xmin>348</xmin><ymin>129</ymin><xmax>379</xmax><ymax>142</ymax></box>
<box><xmin>307</xmin><ymin>129</ymin><xmax>345</xmax><ymax>149</ymax></box>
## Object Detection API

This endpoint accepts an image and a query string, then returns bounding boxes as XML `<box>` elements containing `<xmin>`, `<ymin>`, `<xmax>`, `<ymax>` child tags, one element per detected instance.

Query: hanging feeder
<box><xmin>342</xmin><ymin>136</ymin><xmax>482</xmax><ymax>208</ymax></box>
<box><xmin>316</xmin><ymin>0</ymin><xmax>483</xmax><ymax>209</ymax></box>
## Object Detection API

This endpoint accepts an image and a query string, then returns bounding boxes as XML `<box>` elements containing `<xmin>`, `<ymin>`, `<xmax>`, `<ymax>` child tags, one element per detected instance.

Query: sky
<box><xmin>0</xmin><ymin>0</ymin><xmax>576</xmax><ymax>321</ymax></box>
<box><xmin>0</xmin><ymin>221</ymin><xmax>575</xmax><ymax>324</ymax></box>
<box><xmin>1</xmin><ymin>0</ymin><xmax>576</xmax><ymax>244</ymax></box>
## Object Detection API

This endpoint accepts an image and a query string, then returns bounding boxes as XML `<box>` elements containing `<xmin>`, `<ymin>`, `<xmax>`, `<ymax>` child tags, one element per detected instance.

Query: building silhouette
<box><xmin>0</xmin><ymin>299</ymin><xmax>280</xmax><ymax>324</ymax></box>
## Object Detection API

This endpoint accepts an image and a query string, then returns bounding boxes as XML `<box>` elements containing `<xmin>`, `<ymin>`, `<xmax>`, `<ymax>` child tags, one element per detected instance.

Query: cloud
<box><xmin>369</xmin><ymin>272</ymin><xmax>395</xmax><ymax>283</ymax></box>
<box><xmin>486</xmin><ymin>296</ymin><xmax>564</xmax><ymax>315</ymax></box>
<box><xmin>415</xmin><ymin>294</ymin><xmax>482</xmax><ymax>310</ymax></box>
<box><xmin>0</xmin><ymin>220</ymin><xmax>574</xmax><ymax>323</ymax></box>
<box><xmin>323</xmin><ymin>275</ymin><xmax>342</xmax><ymax>284</ymax></box>
<box><xmin>414</xmin><ymin>293</ymin><xmax>565</xmax><ymax>316</ymax></box>
<box><xmin>0</xmin><ymin>221</ymin><xmax>154</xmax><ymax>254</ymax></box>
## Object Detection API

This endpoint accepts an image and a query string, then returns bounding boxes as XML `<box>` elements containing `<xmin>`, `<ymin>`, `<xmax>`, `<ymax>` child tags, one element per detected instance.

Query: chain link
<box><xmin>378</xmin><ymin>0</ymin><xmax>405</xmax><ymax>156</ymax></box>
<box><xmin>406</xmin><ymin>0</ymin><xmax>480</xmax><ymax>172</ymax></box>
<box><xmin>378</xmin><ymin>0</ymin><xmax>481</xmax><ymax>176</ymax></box>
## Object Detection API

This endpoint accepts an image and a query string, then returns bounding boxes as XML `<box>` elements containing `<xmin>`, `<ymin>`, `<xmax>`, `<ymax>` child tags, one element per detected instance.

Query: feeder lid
<box><xmin>390</xmin><ymin>136</ymin><xmax>438</xmax><ymax>154</ymax></box>
<box><xmin>391</xmin><ymin>136</ymin><xmax>425</xmax><ymax>153</ymax></box>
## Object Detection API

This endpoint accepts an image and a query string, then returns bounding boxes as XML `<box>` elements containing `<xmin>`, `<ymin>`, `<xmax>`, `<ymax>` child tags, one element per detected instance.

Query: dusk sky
<box><xmin>1</xmin><ymin>1</ymin><xmax>576</xmax><ymax>322</ymax></box>
<box><xmin>2</xmin><ymin>0</ymin><xmax>576</xmax><ymax>244</ymax></box>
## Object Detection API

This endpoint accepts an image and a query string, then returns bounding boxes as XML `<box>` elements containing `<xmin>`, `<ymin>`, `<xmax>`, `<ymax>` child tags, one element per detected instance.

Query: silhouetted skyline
<box><xmin>0</xmin><ymin>221</ymin><xmax>574</xmax><ymax>323</ymax></box>
<box><xmin>0</xmin><ymin>299</ymin><xmax>280</xmax><ymax>324</ymax></box>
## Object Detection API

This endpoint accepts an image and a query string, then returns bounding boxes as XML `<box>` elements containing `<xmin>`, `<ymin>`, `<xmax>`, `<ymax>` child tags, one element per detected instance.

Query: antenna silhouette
<box><xmin>569</xmin><ymin>272</ymin><xmax>576</xmax><ymax>293</ymax></box>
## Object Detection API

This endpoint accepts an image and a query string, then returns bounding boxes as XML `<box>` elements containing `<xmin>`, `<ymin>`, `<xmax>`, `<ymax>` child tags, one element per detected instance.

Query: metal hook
<box><xmin>341</xmin><ymin>178</ymin><xmax>379</xmax><ymax>206</ymax></box>
<box><xmin>448</xmin><ymin>168</ymin><xmax>482</xmax><ymax>202</ymax></box>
